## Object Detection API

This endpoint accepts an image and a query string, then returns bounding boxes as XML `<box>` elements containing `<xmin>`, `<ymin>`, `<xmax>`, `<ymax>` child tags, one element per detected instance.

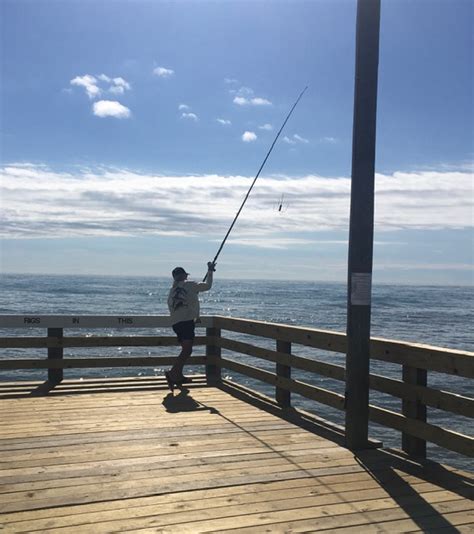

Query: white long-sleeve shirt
<box><xmin>167</xmin><ymin>272</ymin><xmax>213</xmax><ymax>325</ymax></box>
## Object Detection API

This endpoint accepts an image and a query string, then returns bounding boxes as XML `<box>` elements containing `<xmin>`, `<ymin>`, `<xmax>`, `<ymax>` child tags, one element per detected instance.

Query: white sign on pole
<box><xmin>351</xmin><ymin>273</ymin><xmax>372</xmax><ymax>306</ymax></box>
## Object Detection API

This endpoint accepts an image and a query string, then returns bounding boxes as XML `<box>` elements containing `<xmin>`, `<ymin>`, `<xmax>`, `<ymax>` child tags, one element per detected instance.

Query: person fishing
<box><xmin>163</xmin><ymin>87</ymin><xmax>306</xmax><ymax>392</ymax></box>
<box><xmin>165</xmin><ymin>261</ymin><xmax>216</xmax><ymax>391</ymax></box>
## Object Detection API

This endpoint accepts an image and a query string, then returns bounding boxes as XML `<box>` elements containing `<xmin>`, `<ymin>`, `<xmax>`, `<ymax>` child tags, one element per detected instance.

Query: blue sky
<box><xmin>1</xmin><ymin>0</ymin><xmax>473</xmax><ymax>284</ymax></box>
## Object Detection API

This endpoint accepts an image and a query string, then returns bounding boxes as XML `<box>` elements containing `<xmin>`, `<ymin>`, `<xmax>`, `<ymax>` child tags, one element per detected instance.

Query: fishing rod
<box><xmin>203</xmin><ymin>85</ymin><xmax>308</xmax><ymax>282</ymax></box>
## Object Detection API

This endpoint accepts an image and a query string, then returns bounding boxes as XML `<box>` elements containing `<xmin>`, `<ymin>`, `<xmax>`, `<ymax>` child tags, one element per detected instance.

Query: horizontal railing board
<box><xmin>214</xmin><ymin>316</ymin><xmax>347</xmax><ymax>353</ymax></box>
<box><xmin>370</xmin><ymin>338</ymin><xmax>474</xmax><ymax>378</ymax></box>
<box><xmin>0</xmin><ymin>315</ymin><xmax>214</xmax><ymax>329</ymax></box>
<box><xmin>369</xmin><ymin>374</ymin><xmax>474</xmax><ymax>418</ymax></box>
<box><xmin>219</xmin><ymin>357</ymin><xmax>345</xmax><ymax>411</ymax></box>
<box><xmin>0</xmin><ymin>357</ymin><xmax>207</xmax><ymax>370</ymax></box>
<box><xmin>369</xmin><ymin>405</ymin><xmax>474</xmax><ymax>457</ymax></box>
<box><xmin>277</xmin><ymin>375</ymin><xmax>346</xmax><ymax>411</ymax></box>
<box><xmin>217</xmin><ymin>337</ymin><xmax>346</xmax><ymax>381</ymax></box>
<box><xmin>0</xmin><ymin>336</ymin><xmax>210</xmax><ymax>349</ymax></box>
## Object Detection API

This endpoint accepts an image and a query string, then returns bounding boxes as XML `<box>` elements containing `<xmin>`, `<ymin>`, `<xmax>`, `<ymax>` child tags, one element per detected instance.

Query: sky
<box><xmin>0</xmin><ymin>0</ymin><xmax>473</xmax><ymax>285</ymax></box>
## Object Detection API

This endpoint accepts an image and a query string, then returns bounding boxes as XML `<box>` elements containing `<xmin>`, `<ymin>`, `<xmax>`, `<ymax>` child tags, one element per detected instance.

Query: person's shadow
<box><xmin>162</xmin><ymin>387</ymin><xmax>218</xmax><ymax>414</ymax></box>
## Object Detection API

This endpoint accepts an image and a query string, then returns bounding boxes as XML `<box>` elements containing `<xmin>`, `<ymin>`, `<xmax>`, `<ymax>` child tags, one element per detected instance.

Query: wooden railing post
<box><xmin>276</xmin><ymin>340</ymin><xmax>291</xmax><ymax>408</ymax></box>
<box><xmin>47</xmin><ymin>328</ymin><xmax>63</xmax><ymax>383</ymax></box>
<box><xmin>402</xmin><ymin>365</ymin><xmax>427</xmax><ymax>458</ymax></box>
<box><xmin>206</xmin><ymin>327</ymin><xmax>221</xmax><ymax>385</ymax></box>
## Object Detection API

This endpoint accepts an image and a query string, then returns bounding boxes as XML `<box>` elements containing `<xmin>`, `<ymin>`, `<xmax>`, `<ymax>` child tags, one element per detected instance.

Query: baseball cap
<box><xmin>172</xmin><ymin>266</ymin><xmax>189</xmax><ymax>279</ymax></box>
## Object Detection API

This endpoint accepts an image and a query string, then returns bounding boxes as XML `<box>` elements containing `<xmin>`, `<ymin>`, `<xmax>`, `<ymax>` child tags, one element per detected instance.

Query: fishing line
<box><xmin>203</xmin><ymin>85</ymin><xmax>308</xmax><ymax>281</ymax></box>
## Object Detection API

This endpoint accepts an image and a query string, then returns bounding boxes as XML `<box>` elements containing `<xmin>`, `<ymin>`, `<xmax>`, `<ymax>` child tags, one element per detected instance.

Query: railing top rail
<box><xmin>370</xmin><ymin>336</ymin><xmax>474</xmax><ymax>359</ymax></box>
<box><xmin>0</xmin><ymin>315</ymin><xmax>214</xmax><ymax>329</ymax></box>
<box><xmin>212</xmin><ymin>315</ymin><xmax>474</xmax><ymax>359</ymax></box>
<box><xmin>213</xmin><ymin>315</ymin><xmax>346</xmax><ymax>334</ymax></box>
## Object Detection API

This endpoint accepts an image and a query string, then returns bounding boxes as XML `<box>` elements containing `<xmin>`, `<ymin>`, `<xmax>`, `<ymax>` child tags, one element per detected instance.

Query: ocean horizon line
<box><xmin>1</xmin><ymin>271</ymin><xmax>473</xmax><ymax>289</ymax></box>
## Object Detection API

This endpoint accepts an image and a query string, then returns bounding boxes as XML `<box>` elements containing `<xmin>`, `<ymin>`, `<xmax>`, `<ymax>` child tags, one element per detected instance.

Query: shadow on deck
<box><xmin>0</xmin><ymin>377</ymin><xmax>472</xmax><ymax>533</ymax></box>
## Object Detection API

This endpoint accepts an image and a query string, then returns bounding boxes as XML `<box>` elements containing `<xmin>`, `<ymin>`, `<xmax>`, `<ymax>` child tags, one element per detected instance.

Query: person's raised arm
<box><xmin>196</xmin><ymin>261</ymin><xmax>216</xmax><ymax>292</ymax></box>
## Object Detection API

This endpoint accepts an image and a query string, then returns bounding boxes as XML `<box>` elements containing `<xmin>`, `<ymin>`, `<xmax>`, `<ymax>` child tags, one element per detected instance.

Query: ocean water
<box><xmin>0</xmin><ymin>273</ymin><xmax>472</xmax><ymax>471</ymax></box>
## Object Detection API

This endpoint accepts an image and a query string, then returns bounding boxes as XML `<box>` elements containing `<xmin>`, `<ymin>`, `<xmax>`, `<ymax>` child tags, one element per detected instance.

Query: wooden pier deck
<box><xmin>0</xmin><ymin>377</ymin><xmax>472</xmax><ymax>533</ymax></box>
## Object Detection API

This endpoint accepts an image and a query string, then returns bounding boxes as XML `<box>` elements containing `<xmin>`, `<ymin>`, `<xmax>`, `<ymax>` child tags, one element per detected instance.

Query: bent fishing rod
<box><xmin>203</xmin><ymin>85</ymin><xmax>308</xmax><ymax>282</ymax></box>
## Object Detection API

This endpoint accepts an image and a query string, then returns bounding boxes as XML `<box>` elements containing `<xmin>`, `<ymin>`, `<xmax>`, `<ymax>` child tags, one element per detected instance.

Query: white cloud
<box><xmin>181</xmin><ymin>112</ymin><xmax>198</xmax><ymax>121</ymax></box>
<box><xmin>109</xmin><ymin>77</ymin><xmax>131</xmax><ymax>95</ymax></box>
<box><xmin>233</xmin><ymin>96</ymin><xmax>272</xmax><ymax>106</ymax></box>
<box><xmin>242</xmin><ymin>131</ymin><xmax>257</xmax><ymax>142</ymax></box>
<box><xmin>71</xmin><ymin>73</ymin><xmax>131</xmax><ymax>99</ymax></box>
<box><xmin>219</xmin><ymin>237</ymin><xmax>322</xmax><ymax>249</ymax></box>
<box><xmin>224</xmin><ymin>77</ymin><xmax>239</xmax><ymax>84</ymax></box>
<box><xmin>1</xmin><ymin>165</ymin><xmax>472</xmax><ymax>243</ymax></box>
<box><xmin>232</xmin><ymin>86</ymin><xmax>272</xmax><ymax>106</ymax></box>
<box><xmin>284</xmin><ymin>134</ymin><xmax>309</xmax><ymax>145</ymax></box>
<box><xmin>322</xmin><ymin>136</ymin><xmax>338</xmax><ymax>143</ymax></box>
<box><xmin>178</xmin><ymin>104</ymin><xmax>190</xmax><ymax>111</ymax></box>
<box><xmin>70</xmin><ymin>75</ymin><xmax>101</xmax><ymax>99</ymax></box>
<box><xmin>250</xmin><ymin>97</ymin><xmax>272</xmax><ymax>106</ymax></box>
<box><xmin>259</xmin><ymin>123</ymin><xmax>273</xmax><ymax>131</ymax></box>
<box><xmin>293</xmin><ymin>134</ymin><xmax>309</xmax><ymax>144</ymax></box>
<box><xmin>417</xmin><ymin>160</ymin><xmax>474</xmax><ymax>173</ymax></box>
<box><xmin>92</xmin><ymin>100</ymin><xmax>131</xmax><ymax>119</ymax></box>
<box><xmin>109</xmin><ymin>86</ymin><xmax>125</xmax><ymax>95</ymax></box>
<box><xmin>112</xmin><ymin>77</ymin><xmax>130</xmax><ymax>89</ymax></box>
<box><xmin>217</xmin><ymin>118</ymin><xmax>231</xmax><ymax>126</ymax></box>
<box><xmin>234</xmin><ymin>86</ymin><xmax>254</xmax><ymax>96</ymax></box>
<box><xmin>153</xmin><ymin>66</ymin><xmax>174</xmax><ymax>78</ymax></box>
<box><xmin>233</xmin><ymin>96</ymin><xmax>248</xmax><ymax>106</ymax></box>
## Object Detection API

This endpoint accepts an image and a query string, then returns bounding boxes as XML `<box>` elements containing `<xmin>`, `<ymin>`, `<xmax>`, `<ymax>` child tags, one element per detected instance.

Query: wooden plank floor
<box><xmin>0</xmin><ymin>376</ymin><xmax>472</xmax><ymax>533</ymax></box>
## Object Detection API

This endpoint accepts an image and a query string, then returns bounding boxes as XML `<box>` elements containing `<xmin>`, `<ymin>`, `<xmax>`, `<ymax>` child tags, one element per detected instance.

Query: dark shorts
<box><xmin>172</xmin><ymin>320</ymin><xmax>195</xmax><ymax>342</ymax></box>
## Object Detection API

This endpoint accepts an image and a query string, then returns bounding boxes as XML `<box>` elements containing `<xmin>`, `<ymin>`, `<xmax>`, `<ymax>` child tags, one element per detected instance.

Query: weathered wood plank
<box><xmin>4</xmin><ymin>472</ymin><xmax>460</xmax><ymax>525</ymax></box>
<box><xmin>0</xmin><ymin>356</ymin><xmax>207</xmax><ymax>369</ymax></box>
<box><xmin>63</xmin><ymin>492</ymin><xmax>467</xmax><ymax>533</ymax></box>
<box><xmin>214</xmin><ymin>315</ymin><xmax>347</xmax><ymax>352</ymax></box>
<box><xmin>0</xmin><ymin>440</ymin><xmax>348</xmax><ymax>473</ymax></box>
<box><xmin>0</xmin><ymin>335</ymin><xmax>210</xmax><ymax>349</ymax></box>
<box><xmin>0</xmin><ymin>451</ymin><xmax>353</xmax><ymax>496</ymax></box>
<box><xmin>0</xmin><ymin>446</ymin><xmax>340</xmax><ymax>487</ymax></box>
<box><xmin>369</xmin><ymin>405</ymin><xmax>474</xmax><ymax>457</ymax></box>
<box><xmin>3</xmin><ymin>478</ymin><xmax>468</xmax><ymax>532</ymax></box>
<box><xmin>3</xmin><ymin>490</ymin><xmax>471</xmax><ymax>533</ymax></box>
<box><xmin>369</xmin><ymin>373</ymin><xmax>474</xmax><ymax>418</ymax></box>
<box><xmin>0</xmin><ymin>315</ymin><xmax>214</xmax><ymax>329</ymax></box>
<box><xmin>370</xmin><ymin>337</ymin><xmax>474</xmax><ymax>378</ymax></box>
<box><xmin>0</xmin><ymin>428</ymin><xmax>327</xmax><ymax>454</ymax></box>
<box><xmin>218</xmin><ymin>502</ymin><xmax>474</xmax><ymax>533</ymax></box>
<box><xmin>322</xmin><ymin>510</ymin><xmax>474</xmax><ymax>533</ymax></box>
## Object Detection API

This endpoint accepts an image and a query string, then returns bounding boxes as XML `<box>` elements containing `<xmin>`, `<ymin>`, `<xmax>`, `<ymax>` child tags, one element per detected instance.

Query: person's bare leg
<box><xmin>170</xmin><ymin>340</ymin><xmax>193</xmax><ymax>381</ymax></box>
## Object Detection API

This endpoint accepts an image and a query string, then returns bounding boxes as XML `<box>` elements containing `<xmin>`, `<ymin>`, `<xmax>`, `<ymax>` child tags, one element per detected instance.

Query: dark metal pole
<box><xmin>345</xmin><ymin>0</ymin><xmax>381</xmax><ymax>450</ymax></box>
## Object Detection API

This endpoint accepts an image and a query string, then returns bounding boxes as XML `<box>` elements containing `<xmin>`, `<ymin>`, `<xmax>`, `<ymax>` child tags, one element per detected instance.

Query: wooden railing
<box><xmin>0</xmin><ymin>315</ymin><xmax>212</xmax><ymax>383</ymax></box>
<box><xmin>0</xmin><ymin>314</ymin><xmax>473</xmax><ymax>460</ymax></box>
